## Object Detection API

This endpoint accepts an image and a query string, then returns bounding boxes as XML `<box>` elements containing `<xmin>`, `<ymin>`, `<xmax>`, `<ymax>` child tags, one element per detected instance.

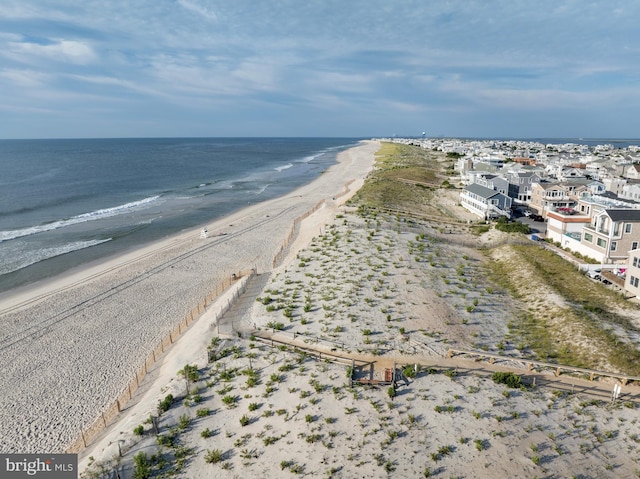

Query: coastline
<box><xmin>79</xmin><ymin>140</ymin><xmax>640</xmax><ymax>478</ymax></box>
<box><xmin>0</xmin><ymin>140</ymin><xmax>380</xmax><ymax>454</ymax></box>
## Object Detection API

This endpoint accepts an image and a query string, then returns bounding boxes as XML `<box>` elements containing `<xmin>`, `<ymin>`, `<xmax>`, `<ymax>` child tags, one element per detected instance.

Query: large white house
<box><xmin>460</xmin><ymin>183</ymin><xmax>512</xmax><ymax>219</ymax></box>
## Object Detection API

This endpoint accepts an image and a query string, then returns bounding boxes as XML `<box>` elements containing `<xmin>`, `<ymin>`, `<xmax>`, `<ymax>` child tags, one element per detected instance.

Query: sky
<box><xmin>0</xmin><ymin>0</ymin><xmax>639</xmax><ymax>139</ymax></box>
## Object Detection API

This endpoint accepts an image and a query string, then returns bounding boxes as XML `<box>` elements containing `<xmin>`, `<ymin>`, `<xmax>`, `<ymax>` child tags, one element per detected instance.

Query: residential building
<box><xmin>580</xmin><ymin>209</ymin><xmax>640</xmax><ymax>263</ymax></box>
<box><xmin>530</xmin><ymin>181</ymin><xmax>575</xmax><ymax>216</ymax></box>
<box><xmin>460</xmin><ymin>183</ymin><xmax>512</xmax><ymax>220</ymax></box>
<box><xmin>506</xmin><ymin>171</ymin><xmax>541</xmax><ymax>203</ymax></box>
<box><xmin>625</xmin><ymin>248</ymin><xmax>640</xmax><ymax>298</ymax></box>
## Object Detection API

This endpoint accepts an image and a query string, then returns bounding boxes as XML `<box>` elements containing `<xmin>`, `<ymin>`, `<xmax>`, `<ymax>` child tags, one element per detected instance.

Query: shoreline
<box><xmin>80</xmin><ymin>147</ymin><xmax>640</xmax><ymax>477</ymax></box>
<box><xmin>0</xmin><ymin>142</ymin><xmax>355</xmax><ymax>310</ymax></box>
<box><xmin>0</xmin><ymin>140</ymin><xmax>380</xmax><ymax>454</ymax></box>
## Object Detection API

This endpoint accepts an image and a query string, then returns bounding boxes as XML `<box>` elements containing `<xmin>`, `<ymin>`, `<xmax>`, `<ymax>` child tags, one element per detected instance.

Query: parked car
<box><xmin>530</xmin><ymin>214</ymin><xmax>544</xmax><ymax>222</ymax></box>
<box><xmin>587</xmin><ymin>268</ymin><xmax>602</xmax><ymax>280</ymax></box>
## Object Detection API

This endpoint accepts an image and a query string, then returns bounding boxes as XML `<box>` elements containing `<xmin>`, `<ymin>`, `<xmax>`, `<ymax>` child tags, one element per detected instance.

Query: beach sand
<box><xmin>0</xmin><ymin>140</ymin><xmax>379</xmax><ymax>455</ymax></box>
<box><xmin>78</xmin><ymin>142</ymin><xmax>640</xmax><ymax>478</ymax></box>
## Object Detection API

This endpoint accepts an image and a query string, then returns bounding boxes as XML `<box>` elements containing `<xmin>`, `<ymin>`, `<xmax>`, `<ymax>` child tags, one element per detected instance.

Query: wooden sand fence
<box><xmin>69</xmin><ymin>188</ymin><xmax>358</xmax><ymax>453</ymax></box>
<box><xmin>272</xmin><ymin>199</ymin><xmax>326</xmax><ymax>268</ymax></box>
<box><xmin>66</xmin><ymin>268</ymin><xmax>255</xmax><ymax>454</ymax></box>
<box><xmin>271</xmin><ymin>179</ymin><xmax>357</xmax><ymax>269</ymax></box>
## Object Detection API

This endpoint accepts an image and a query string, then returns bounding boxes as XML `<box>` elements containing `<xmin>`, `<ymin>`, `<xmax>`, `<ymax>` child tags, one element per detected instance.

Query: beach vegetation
<box><xmin>204</xmin><ymin>449</ymin><xmax>224</xmax><ymax>464</ymax></box>
<box><xmin>475</xmin><ymin>439</ymin><xmax>486</xmax><ymax>451</ymax></box>
<box><xmin>491</xmin><ymin>372</ymin><xmax>523</xmax><ymax>389</ymax></box>
<box><xmin>222</xmin><ymin>395</ymin><xmax>238</xmax><ymax>408</ymax></box>
<box><xmin>177</xmin><ymin>414</ymin><xmax>191</xmax><ymax>430</ymax></box>
<box><xmin>196</xmin><ymin>407</ymin><xmax>209</xmax><ymax>418</ymax></box>
<box><xmin>132</xmin><ymin>452</ymin><xmax>152</xmax><ymax>479</ymax></box>
<box><xmin>266</xmin><ymin>321</ymin><xmax>285</xmax><ymax>331</ymax></box>
<box><xmin>133</xmin><ymin>424</ymin><xmax>144</xmax><ymax>436</ymax></box>
<box><xmin>178</xmin><ymin>364</ymin><xmax>199</xmax><ymax>383</ymax></box>
<box><xmin>158</xmin><ymin>394</ymin><xmax>174</xmax><ymax>414</ymax></box>
<box><xmin>156</xmin><ymin>432</ymin><xmax>176</xmax><ymax>448</ymax></box>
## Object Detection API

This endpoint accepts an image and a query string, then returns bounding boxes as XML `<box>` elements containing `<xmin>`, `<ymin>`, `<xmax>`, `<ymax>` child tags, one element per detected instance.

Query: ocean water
<box><xmin>0</xmin><ymin>137</ymin><xmax>360</xmax><ymax>292</ymax></box>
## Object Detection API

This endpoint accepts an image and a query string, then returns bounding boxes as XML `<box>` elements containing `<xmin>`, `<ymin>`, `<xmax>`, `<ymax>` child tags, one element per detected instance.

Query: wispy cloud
<box><xmin>0</xmin><ymin>68</ymin><xmax>51</xmax><ymax>87</ymax></box>
<box><xmin>1</xmin><ymin>0</ymin><xmax>639</xmax><ymax>138</ymax></box>
<box><xmin>177</xmin><ymin>0</ymin><xmax>218</xmax><ymax>22</ymax></box>
<box><xmin>5</xmin><ymin>38</ymin><xmax>96</xmax><ymax>65</ymax></box>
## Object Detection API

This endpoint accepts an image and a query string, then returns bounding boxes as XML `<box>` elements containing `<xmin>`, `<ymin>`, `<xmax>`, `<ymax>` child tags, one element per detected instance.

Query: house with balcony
<box><xmin>460</xmin><ymin>183</ymin><xmax>512</xmax><ymax>220</ymax></box>
<box><xmin>530</xmin><ymin>181</ymin><xmax>575</xmax><ymax>217</ymax></box>
<box><xmin>506</xmin><ymin>171</ymin><xmax>541</xmax><ymax>203</ymax></box>
<box><xmin>529</xmin><ymin>179</ymin><xmax>594</xmax><ymax>217</ymax></box>
<box><xmin>580</xmin><ymin>209</ymin><xmax>640</xmax><ymax>263</ymax></box>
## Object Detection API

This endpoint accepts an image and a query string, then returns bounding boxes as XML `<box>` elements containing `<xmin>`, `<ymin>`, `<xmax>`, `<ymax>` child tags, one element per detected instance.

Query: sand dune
<box><xmin>0</xmin><ymin>140</ymin><xmax>379</xmax><ymax>455</ymax></box>
<box><xmin>79</xmin><ymin>141</ymin><xmax>640</xmax><ymax>479</ymax></box>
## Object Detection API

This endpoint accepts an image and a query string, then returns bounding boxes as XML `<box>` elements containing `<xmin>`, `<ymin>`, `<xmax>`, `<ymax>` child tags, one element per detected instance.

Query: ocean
<box><xmin>0</xmin><ymin>137</ymin><xmax>361</xmax><ymax>293</ymax></box>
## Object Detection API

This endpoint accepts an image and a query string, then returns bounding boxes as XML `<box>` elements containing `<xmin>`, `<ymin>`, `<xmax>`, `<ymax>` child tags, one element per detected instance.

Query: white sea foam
<box><xmin>253</xmin><ymin>184</ymin><xmax>270</xmax><ymax>196</ymax></box>
<box><xmin>298</xmin><ymin>153</ymin><xmax>323</xmax><ymax>163</ymax></box>
<box><xmin>297</xmin><ymin>146</ymin><xmax>341</xmax><ymax>164</ymax></box>
<box><xmin>0</xmin><ymin>238</ymin><xmax>112</xmax><ymax>275</ymax></box>
<box><xmin>0</xmin><ymin>196</ymin><xmax>161</xmax><ymax>242</ymax></box>
<box><xmin>274</xmin><ymin>162</ymin><xmax>294</xmax><ymax>172</ymax></box>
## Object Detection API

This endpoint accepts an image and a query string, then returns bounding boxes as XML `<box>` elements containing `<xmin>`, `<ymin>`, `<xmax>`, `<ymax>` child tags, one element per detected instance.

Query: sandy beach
<box><xmin>0</xmin><ymin>140</ymin><xmax>379</xmax><ymax>455</ymax></box>
<box><xmin>76</xmin><ymin>142</ymin><xmax>640</xmax><ymax>479</ymax></box>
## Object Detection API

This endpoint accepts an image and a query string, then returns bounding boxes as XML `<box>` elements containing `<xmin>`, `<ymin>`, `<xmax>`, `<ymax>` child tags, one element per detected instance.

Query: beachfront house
<box><xmin>506</xmin><ymin>171</ymin><xmax>541</xmax><ymax>204</ymax></box>
<box><xmin>625</xmin><ymin>247</ymin><xmax>640</xmax><ymax>298</ymax></box>
<box><xmin>530</xmin><ymin>181</ymin><xmax>574</xmax><ymax>217</ymax></box>
<box><xmin>546</xmin><ymin>209</ymin><xmax>591</xmax><ymax>248</ymax></box>
<box><xmin>460</xmin><ymin>183</ymin><xmax>512</xmax><ymax>220</ymax></box>
<box><xmin>580</xmin><ymin>209</ymin><xmax>640</xmax><ymax>263</ymax></box>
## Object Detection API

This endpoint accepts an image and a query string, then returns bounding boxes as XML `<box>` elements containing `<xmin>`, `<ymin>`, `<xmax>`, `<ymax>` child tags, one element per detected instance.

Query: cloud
<box><xmin>177</xmin><ymin>0</ymin><xmax>218</xmax><ymax>21</ymax></box>
<box><xmin>7</xmin><ymin>38</ymin><xmax>96</xmax><ymax>64</ymax></box>
<box><xmin>0</xmin><ymin>68</ymin><xmax>51</xmax><ymax>87</ymax></box>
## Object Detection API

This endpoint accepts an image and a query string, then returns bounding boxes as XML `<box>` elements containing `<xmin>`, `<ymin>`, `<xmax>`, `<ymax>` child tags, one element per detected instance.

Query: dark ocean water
<box><xmin>0</xmin><ymin>137</ymin><xmax>360</xmax><ymax>292</ymax></box>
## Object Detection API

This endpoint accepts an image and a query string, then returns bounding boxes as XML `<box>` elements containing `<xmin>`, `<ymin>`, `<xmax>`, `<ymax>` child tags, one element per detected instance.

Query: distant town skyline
<box><xmin>1</xmin><ymin>1</ymin><xmax>639</xmax><ymax>139</ymax></box>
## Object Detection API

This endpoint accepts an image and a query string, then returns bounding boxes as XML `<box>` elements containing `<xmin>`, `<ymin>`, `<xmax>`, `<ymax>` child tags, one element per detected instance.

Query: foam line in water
<box><xmin>0</xmin><ymin>196</ymin><xmax>161</xmax><ymax>242</ymax></box>
<box><xmin>0</xmin><ymin>238</ymin><xmax>112</xmax><ymax>275</ymax></box>
<box><xmin>274</xmin><ymin>162</ymin><xmax>294</xmax><ymax>172</ymax></box>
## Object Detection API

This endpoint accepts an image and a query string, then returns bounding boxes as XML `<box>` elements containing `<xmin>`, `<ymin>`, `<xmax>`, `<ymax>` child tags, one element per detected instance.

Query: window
<box><xmin>633</xmin><ymin>242</ymin><xmax>639</xmax><ymax>251</ymax></box>
<box><xmin>610</xmin><ymin>241</ymin><xmax>617</xmax><ymax>251</ymax></box>
<box><xmin>597</xmin><ymin>238</ymin><xmax>607</xmax><ymax>248</ymax></box>
<box><xmin>634</xmin><ymin>256</ymin><xmax>639</xmax><ymax>267</ymax></box>
<box><xmin>584</xmin><ymin>233</ymin><xmax>593</xmax><ymax>242</ymax></box>
<box><xmin>632</xmin><ymin>276</ymin><xmax>640</xmax><ymax>288</ymax></box>
<box><xmin>626</xmin><ymin>223</ymin><xmax>632</xmax><ymax>233</ymax></box>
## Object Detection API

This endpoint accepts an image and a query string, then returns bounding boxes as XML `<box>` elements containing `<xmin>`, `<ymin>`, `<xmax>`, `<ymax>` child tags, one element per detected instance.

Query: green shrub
<box><xmin>196</xmin><ymin>408</ymin><xmax>210</xmax><ymax>418</ymax></box>
<box><xmin>178</xmin><ymin>364</ymin><xmax>199</xmax><ymax>383</ymax></box>
<box><xmin>158</xmin><ymin>394</ymin><xmax>174</xmax><ymax>413</ymax></box>
<box><xmin>133</xmin><ymin>452</ymin><xmax>151</xmax><ymax>479</ymax></box>
<box><xmin>204</xmin><ymin>449</ymin><xmax>223</xmax><ymax>464</ymax></box>
<box><xmin>133</xmin><ymin>425</ymin><xmax>144</xmax><ymax>436</ymax></box>
<box><xmin>491</xmin><ymin>371</ymin><xmax>523</xmax><ymax>389</ymax></box>
<box><xmin>178</xmin><ymin>414</ymin><xmax>191</xmax><ymax>430</ymax></box>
